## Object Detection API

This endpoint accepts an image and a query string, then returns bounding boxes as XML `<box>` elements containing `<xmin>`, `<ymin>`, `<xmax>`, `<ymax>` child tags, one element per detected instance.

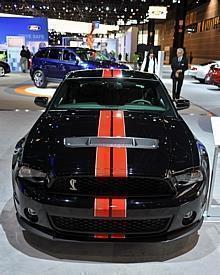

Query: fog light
<box><xmin>27</xmin><ymin>208</ymin><xmax>37</xmax><ymax>215</ymax></box>
<box><xmin>182</xmin><ymin>211</ymin><xmax>196</xmax><ymax>226</ymax></box>
<box><xmin>24</xmin><ymin>208</ymin><xmax>38</xmax><ymax>223</ymax></box>
<box><xmin>184</xmin><ymin>211</ymin><xmax>193</xmax><ymax>219</ymax></box>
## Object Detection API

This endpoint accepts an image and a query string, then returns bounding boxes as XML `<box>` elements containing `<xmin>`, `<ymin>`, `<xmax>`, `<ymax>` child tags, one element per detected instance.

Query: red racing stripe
<box><xmin>112</xmin><ymin>111</ymin><xmax>127</xmax><ymax>221</ymax></box>
<box><xmin>95</xmin><ymin>110</ymin><xmax>111</xmax><ymax>177</ymax></box>
<box><xmin>112</xmin><ymin>111</ymin><xmax>127</xmax><ymax>177</ymax></box>
<box><xmin>113</xmin><ymin>69</ymin><xmax>122</xmax><ymax>78</ymax></box>
<box><xmin>94</xmin><ymin>234</ymin><xmax>109</xmax><ymax>239</ymax></box>
<box><xmin>102</xmin><ymin>69</ymin><xmax>112</xmax><ymax>78</ymax></box>
<box><xmin>111</xmin><ymin>234</ymin><xmax>125</xmax><ymax>239</ymax></box>
<box><xmin>94</xmin><ymin>198</ymin><xmax>110</xmax><ymax>217</ymax></box>
<box><xmin>94</xmin><ymin>110</ymin><xmax>127</xmax><ymax>239</ymax></box>
<box><xmin>111</xmin><ymin>198</ymin><xmax>127</xmax><ymax>218</ymax></box>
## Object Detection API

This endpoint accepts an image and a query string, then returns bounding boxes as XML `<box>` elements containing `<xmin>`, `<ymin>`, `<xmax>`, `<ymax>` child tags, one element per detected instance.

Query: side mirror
<box><xmin>34</xmin><ymin>97</ymin><xmax>48</xmax><ymax>108</ymax></box>
<box><xmin>175</xmin><ymin>99</ymin><xmax>190</xmax><ymax>110</ymax></box>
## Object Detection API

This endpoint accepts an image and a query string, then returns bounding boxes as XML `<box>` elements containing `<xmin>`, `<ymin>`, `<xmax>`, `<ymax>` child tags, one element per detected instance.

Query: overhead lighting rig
<box><xmin>0</xmin><ymin>0</ymin><xmax>210</xmax><ymax>24</ymax></box>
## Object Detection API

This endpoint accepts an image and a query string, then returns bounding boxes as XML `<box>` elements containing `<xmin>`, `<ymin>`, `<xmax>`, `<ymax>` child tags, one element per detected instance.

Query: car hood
<box><xmin>23</xmin><ymin>110</ymin><xmax>199</xmax><ymax>177</ymax></box>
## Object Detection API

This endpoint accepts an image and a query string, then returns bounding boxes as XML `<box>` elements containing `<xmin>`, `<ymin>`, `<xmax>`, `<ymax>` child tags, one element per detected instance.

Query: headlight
<box><xmin>14</xmin><ymin>137</ymin><xmax>26</xmax><ymax>154</ymax></box>
<box><xmin>175</xmin><ymin>169</ymin><xmax>203</xmax><ymax>186</ymax></box>
<box><xmin>18</xmin><ymin>166</ymin><xmax>47</xmax><ymax>178</ymax></box>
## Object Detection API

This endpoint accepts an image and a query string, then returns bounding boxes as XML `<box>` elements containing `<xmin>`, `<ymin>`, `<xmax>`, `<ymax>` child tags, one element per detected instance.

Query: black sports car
<box><xmin>0</xmin><ymin>60</ymin><xmax>11</xmax><ymax>77</ymax></box>
<box><xmin>12</xmin><ymin>69</ymin><xmax>209</xmax><ymax>242</ymax></box>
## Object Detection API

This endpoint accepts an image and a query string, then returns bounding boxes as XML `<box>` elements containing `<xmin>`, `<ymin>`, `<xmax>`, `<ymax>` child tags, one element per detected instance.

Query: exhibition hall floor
<box><xmin>0</xmin><ymin>72</ymin><xmax>220</xmax><ymax>274</ymax></box>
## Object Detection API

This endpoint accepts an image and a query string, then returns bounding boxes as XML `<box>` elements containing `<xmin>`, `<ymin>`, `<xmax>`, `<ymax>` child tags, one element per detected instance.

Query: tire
<box><xmin>0</xmin><ymin>66</ymin><xmax>5</xmax><ymax>77</ymax></box>
<box><xmin>33</xmin><ymin>70</ymin><xmax>47</xmax><ymax>88</ymax></box>
<box><xmin>198</xmin><ymin>79</ymin><xmax>205</xmax><ymax>84</ymax></box>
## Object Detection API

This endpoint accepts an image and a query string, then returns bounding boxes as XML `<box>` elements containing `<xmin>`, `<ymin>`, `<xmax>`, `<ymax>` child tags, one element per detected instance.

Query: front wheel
<box><xmin>198</xmin><ymin>79</ymin><xmax>205</xmax><ymax>84</ymax></box>
<box><xmin>0</xmin><ymin>66</ymin><xmax>5</xmax><ymax>77</ymax></box>
<box><xmin>33</xmin><ymin>70</ymin><xmax>47</xmax><ymax>88</ymax></box>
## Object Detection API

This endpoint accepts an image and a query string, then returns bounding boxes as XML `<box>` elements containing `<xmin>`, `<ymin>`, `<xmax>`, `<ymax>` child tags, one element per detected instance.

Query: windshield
<box><xmin>50</xmin><ymin>78</ymin><xmax>174</xmax><ymax>114</ymax></box>
<box><xmin>75</xmin><ymin>49</ymin><xmax>109</xmax><ymax>62</ymax></box>
<box><xmin>95</xmin><ymin>52</ymin><xmax>109</xmax><ymax>61</ymax></box>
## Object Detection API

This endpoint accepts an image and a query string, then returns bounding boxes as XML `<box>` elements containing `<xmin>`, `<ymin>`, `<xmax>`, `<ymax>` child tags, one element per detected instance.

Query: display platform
<box><xmin>15</xmin><ymin>85</ymin><xmax>56</xmax><ymax>97</ymax></box>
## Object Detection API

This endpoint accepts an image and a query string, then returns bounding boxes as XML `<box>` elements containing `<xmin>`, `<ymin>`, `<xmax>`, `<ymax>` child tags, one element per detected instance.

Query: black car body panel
<box><xmin>21</xmin><ymin>110</ymin><xmax>198</xmax><ymax>177</ymax></box>
<box><xmin>12</xmin><ymin>69</ymin><xmax>209</xmax><ymax>242</ymax></box>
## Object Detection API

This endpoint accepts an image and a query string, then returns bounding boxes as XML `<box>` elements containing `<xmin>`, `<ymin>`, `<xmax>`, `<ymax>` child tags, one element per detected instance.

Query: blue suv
<box><xmin>30</xmin><ymin>47</ymin><xmax>129</xmax><ymax>88</ymax></box>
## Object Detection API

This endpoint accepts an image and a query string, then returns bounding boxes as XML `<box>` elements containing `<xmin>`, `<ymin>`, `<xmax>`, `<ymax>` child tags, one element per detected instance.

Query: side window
<box><xmin>63</xmin><ymin>50</ymin><xmax>76</xmax><ymax>62</ymax></box>
<box><xmin>48</xmin><ymin>49</ymin><xmax>62</xmax><ymax>60</ymax></box>
<box><xmin>35</xmin><ymin>49</ymin><xmax>48</xmax><ymax>58</ymax></box>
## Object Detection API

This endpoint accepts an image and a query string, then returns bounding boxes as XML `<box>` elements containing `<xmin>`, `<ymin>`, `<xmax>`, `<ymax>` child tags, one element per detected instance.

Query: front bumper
<box><xmin>13</xmin><ymin>177</ymin><xmax>208</xmax><ymax>242</ymax></box>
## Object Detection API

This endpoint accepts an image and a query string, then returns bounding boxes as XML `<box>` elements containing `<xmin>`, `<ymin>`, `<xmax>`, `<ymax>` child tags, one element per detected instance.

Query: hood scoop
<box><xmin>64</xmin><ymin>137</ymin><xmax>159</xmax><ymax>149</ymax></box>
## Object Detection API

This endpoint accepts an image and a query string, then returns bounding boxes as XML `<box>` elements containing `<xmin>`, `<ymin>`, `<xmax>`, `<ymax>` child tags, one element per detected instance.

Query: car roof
<box><xmin>66</xmin><ymin>69</ymin><xmax>159</xmax><ymax>81</ymax></box>
<box><xmin>39</xmin><ymin>46</ymin><xmax>94</xmax><ymax>51</ymax></box>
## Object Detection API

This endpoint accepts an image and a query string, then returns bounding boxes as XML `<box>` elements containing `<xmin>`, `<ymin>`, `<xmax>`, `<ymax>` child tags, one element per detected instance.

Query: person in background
<box><xmin>125</xmin><ymin>52</ymin><xmax>128</xmax><ymax>61</ymax></box>
<box><xmin>20</xmin><ymin>45</ymin><xmax>28</xmax><ymax>73</ymax></box>
<box><xmin>171</xmin><ymin>48</ymin><xmax>188</xmax><ymax>100</ymax></box>
<box><xmin>141</xmin><ymin>49</ymin><xmax>158</xmax><ymax>74</ymax></box>
<box><xmin>118</xmin><ymin>53</ymin><xmax>122</xmax><ymax>61</ymax></box>
<box><xmin>26</xmin><ymin>47</ymin><xmax>31</xmax><ymax>70</ymax></box>
<box><xmin>137</xmin><ymin>53</ymin><xmax>143</xmax><ymax>71</ymax></box>
<box><xmin>109</xmin><ymin>50</ymin><xmax>116</xmax><ymax>62</ymax></box>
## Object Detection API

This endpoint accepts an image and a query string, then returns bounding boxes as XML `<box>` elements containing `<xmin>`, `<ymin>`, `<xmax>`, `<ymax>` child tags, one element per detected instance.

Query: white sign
<box><xmin>148</xmin><ymin>6</ymin><xmax>167</xmax><ymax>19</ymax></box>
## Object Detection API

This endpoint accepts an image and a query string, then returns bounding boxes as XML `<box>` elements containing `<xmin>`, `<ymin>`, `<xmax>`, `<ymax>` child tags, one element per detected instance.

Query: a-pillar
<box><xmin>147</xmin><ymin>19</ymin><xmax>155</xmax><ymax>46</ymax></box>
<box><xmin>173</xmin><ymin>0</ymin><xmax>188</xmax><ymax>49</ymax></box>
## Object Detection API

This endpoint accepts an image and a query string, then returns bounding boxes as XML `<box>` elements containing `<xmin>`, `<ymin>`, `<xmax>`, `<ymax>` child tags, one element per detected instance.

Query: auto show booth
<box><xmin>0</xmin><ymin>17</ymin><xmax>48</xmax><ymax>71</ymax></box>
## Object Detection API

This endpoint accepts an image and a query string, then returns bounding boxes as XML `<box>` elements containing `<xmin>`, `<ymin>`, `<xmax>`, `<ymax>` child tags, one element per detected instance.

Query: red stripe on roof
<box><xmin>111</xmin><ymin>234</ymin><xmax>125</xmax><ymax>239</ymax></box>
<box><xmin>113</xmin><ymin>69</ymin><xmax>122</xmax><ymax>78</ymax></box>
<box><xmin>102</xmin><ymin>69</ymin><xmax>112</xmax><ymax>78</ymax></box>
<box><xmin>94</xmin><ymin>234</ymin><xmax>109</xmax><ymax>239</ymax></box>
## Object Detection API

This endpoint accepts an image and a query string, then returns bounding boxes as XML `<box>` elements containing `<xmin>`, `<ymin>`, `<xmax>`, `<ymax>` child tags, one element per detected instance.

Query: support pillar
<box><xmin>147</xmin><ymin>19</ymin><xmax>155</xmax><ymax>46</ymax></box>
<box><xmin>173</xmin><ymin>0</ymin><xmax>188</xmax><ymax>49</ymax></box>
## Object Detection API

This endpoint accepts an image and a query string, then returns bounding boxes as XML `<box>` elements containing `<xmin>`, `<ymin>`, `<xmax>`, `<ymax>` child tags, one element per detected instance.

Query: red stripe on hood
<box><xmin>112</xmin><ymin>110</ymin><xmax>127</xmax><ymax>177</ymax></box>
<box><xmin>94</xmin><ymin>198</ymin><xmax>110</xmax><ymax>217</ymax></box>
<box><xmin>94</xmin><ymin>110</ymin><xmax>127</xmax><ymax>239</ymax></box>
<box><xmin>111</xmin><ymin>198</ymin><xmax>127</xmax><ymax>218</ymax></box>
<box><xmin>95</xmin><ymin>110</ymin><xmax>111</xmax><ymax>177</ymax></box>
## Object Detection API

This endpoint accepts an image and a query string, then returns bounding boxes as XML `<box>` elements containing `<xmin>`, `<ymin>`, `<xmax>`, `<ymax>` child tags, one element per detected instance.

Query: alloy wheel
<box><xmin>34</xmin><ymin>71</ymin><xmax>44</xmax><ymax>87</ymax></box>
<box><xmin>0</xmin><ymin>66</ymin><xmax>5</xmax><ymax>77</ymax></box>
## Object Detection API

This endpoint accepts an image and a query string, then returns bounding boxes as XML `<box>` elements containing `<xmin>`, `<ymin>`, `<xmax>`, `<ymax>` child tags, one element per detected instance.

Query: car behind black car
<box><xmin>30</xmin><ymin>47</ymin><xmax>129</xmax><ymax>88</ymax></box>
<box><xmin>12</xmin><ymin>69</ymin><xmax>209</xmax><ymax>242</ymax></box>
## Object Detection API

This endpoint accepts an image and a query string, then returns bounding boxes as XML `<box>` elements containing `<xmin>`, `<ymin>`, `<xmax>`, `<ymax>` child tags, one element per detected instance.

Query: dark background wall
<box><xmin>157</xmin><ymin>0</ymin><xmax>220</xmax><ymax>64</ymax></box>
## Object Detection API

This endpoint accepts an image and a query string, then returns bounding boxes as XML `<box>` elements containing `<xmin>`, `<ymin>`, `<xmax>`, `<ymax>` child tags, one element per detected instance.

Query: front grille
<box><xmin>50</xmin><ymin>216</ymin><xmax>171</xmax><ymax>234</ymax></box>
<box><xmin>49</xmin><ymin>177</ymin><xmax>175</xmax><ymax>197</ymax></box>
